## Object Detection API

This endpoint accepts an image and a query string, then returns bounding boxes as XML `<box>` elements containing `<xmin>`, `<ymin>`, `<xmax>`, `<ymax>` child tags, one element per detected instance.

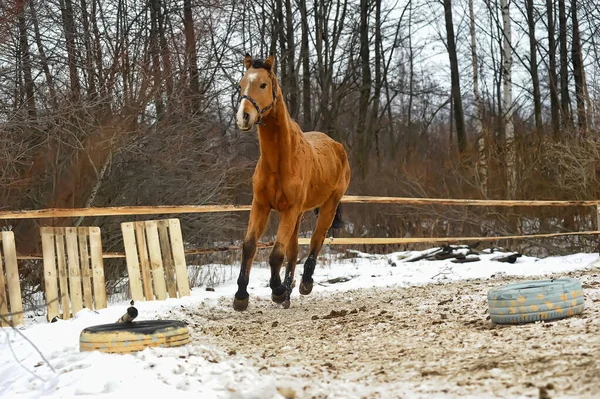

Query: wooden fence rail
<box><xmin>13</xmin><ymin>230</ymin><xmax>600</xmax><ymax>261</ymax></box>
<box><xmin>0</xmin><ymin>195</ymin><xmax>599</xmax><ymax>221</ymax></box>
<box><xmin>2</xmin><ymin>195</ymin><xmax>599</xmax><ymax>260</ymax></box>
<box><xmin>340</xmin><ymin>196</ymin><xmax>600</xmax><ymax>207</ymax></box>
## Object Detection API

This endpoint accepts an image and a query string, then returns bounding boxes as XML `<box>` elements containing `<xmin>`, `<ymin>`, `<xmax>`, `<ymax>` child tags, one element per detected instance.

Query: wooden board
<box><xmin>78</xmin><ymin>229</ymin><xmax>93</xmax><ymax>310</ymax></box>
<box><xmin>54</xmin><ymin>233</ymin><xmax>71</xmax><ymax>319</ymax></box>
<box><xmin>0</xmin><ymin>247</ymin><xmax>8</xmax><ymax>327</ymax></box>
<box><xmin>65</xmin><ymin>228</ymin><xmax>83</xmax><ymax>315</ymax></box>
<box><xmin>2</xmin><ymin>231</ymin><xmax>23</xmax><ymax>326</ymax></box>
<box><xmin>134</xmin><ymin>222</ymin><xmax>153</xmax><ymax>300</ymax></box>
<box><xmin>158</xmin><ymin>220</ymin><xmax>177</xmax><ymax>298</ymax></box>
<box><xmin>296</xmin><ymin>231</ymin><xmax>600</xmax><ymax>245</ymax></box>
<box><xmin>1</xmin><ymin>195</ymin><xmax>600</xmax><ymax>222</ymax></box>
<box><xmin>0</xmin><ymin>204</ymin><xmax>253</xmax><ymax>220</ymax></box>
<box><xmin>41</xmin><ymin>228</ymin><xmax>60</xmax><ymax>321</ymax></box>
<box><xmin>121</xmin><ymin>222</ymin><xmax>144</xmax><ymax>301</ymax></box>
<box><xmin>89</xmin><ymin>227</ymin><xmax>107</xmax><ymax>309</ymax></box>
<box><xmin>339</xmin><ymin>195</ymin><xmax>600</xmax><ymax>207</ymax></box>
<box><xmin>596</xmin><ymin>207</ymin><xmax>600</xmax><ymax>239</ymax></box>
<box><xmin>145</xmin><ymin>221</ymin><xmax>167</xmax><ymax>300</ymax></box>
<box><xmin>168</xmin><ymin>219</ymin><xmax>190</xmax><ymax>297</ymax></box>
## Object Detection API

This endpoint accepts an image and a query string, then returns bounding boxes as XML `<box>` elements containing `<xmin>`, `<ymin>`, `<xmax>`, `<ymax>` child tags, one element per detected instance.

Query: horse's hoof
<box><xmin>271</xmin><ymin>291</ymin><xmax>286</xmax><ymax>304</ymax></box>
<box><xmin>282</xmin><ymin>300</ymin><xmax>291</xmax><ymax>309</ymax></box>
<box><xmin>233</xmin><ymin>296</ymin><xmax>249</xmax><ymax>311</ymax></box>
<box><xmin>299</xmin><ymin>281</ymin><xmax>313</xmax><ymax>295</ymax></box>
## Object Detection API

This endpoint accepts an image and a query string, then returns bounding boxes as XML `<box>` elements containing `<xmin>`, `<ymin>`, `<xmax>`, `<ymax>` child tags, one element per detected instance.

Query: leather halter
<box><xmin>239</xmin><ymin>75</ymin><xmax>278</xmax><ymax>126</ymax></box>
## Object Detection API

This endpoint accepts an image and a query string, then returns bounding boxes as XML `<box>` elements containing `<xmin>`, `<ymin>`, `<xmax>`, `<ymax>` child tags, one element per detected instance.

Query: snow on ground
<box><xmin>1</xmin><ymin>247</ymin><xmax>598</xmax><ymax>399</ymax></box>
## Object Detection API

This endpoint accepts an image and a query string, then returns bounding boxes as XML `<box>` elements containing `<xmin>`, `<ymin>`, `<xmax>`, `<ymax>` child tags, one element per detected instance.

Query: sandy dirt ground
<box><xmin>183</xmin><ymin>267</ymin><xmax>600</xmax><ymax>399</ymax></box>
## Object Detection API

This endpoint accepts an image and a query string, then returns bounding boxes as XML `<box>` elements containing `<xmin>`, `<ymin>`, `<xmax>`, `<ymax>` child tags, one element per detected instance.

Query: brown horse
<box><xmin>233</xmin><ymin>54</ymin><xmax>351</xmax><ymax>311</ymax></box>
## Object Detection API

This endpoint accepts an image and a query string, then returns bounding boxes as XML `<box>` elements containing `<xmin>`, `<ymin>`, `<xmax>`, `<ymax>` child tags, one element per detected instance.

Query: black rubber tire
<box><xmin>488</xmin><ymin>278</ymin><xmax>585</xmax><ymax>325</ymax></box>
<box><xmin>79</xmin><ymin>320</ymin><xmax>190</xmax><ymax>353</ymax></box>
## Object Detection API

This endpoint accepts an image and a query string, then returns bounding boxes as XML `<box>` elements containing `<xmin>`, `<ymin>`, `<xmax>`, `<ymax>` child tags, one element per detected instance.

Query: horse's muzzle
<box><xmin>236</xmin><ymin>101</ymin><xmax>257</xmax><ymax>131</ymax></box>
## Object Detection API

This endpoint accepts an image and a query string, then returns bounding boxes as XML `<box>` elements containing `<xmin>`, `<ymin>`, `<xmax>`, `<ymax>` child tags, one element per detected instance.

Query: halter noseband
<box><xmin>239</xmin><ymin>75</ymin><xmax>278</xmax><ymax>126</ymax></box>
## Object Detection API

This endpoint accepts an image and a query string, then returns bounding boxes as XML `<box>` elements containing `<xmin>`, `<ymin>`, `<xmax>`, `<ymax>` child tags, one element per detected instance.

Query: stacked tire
<box><xmin>80</xmin><ymin>320</ymin><xmax>190</xmax><ymax>354</ymax></box>
<box><xmin>488</xmin><ymin>278</ymin><xmax>585</xmax><ymax>325</ymax></box>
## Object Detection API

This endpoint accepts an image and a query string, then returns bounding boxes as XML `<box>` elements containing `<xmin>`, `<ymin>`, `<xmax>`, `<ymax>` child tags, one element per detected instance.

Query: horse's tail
<box><xmin>314</xmin><ymin>204</ymin><xmax>345</xmax><ymax>229</ymax></box>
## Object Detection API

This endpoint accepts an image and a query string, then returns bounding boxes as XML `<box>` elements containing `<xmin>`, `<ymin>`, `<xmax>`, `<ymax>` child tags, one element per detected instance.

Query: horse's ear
<box><xmin>244</xmin><ymin>53</ymin><xmax>252</xmax><ymax>70</ymax></box>
<box><xmin>264</xmin><ymin>54</ymin><xmax>275</xmax><ymax>71</ymax></box>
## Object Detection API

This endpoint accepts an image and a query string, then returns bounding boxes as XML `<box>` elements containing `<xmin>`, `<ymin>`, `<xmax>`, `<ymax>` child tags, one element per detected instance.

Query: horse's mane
<box><xmin>250</xmin><ymin>59</ymin><xmax>272</xmax><ymax>72</ymax></box>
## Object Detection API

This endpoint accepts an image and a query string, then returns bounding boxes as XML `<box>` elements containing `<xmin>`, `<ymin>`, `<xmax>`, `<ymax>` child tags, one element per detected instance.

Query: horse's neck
<box><xmin>257</xmin><ymin>94</ymin><xmax>298</xmax><ymax>172</ymax></box>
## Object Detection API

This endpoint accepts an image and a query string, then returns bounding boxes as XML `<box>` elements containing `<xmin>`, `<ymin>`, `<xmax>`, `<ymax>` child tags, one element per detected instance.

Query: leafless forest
<box><xmin>1</xmin><ymin>0</ymin><xmax>600</xmax><ymax>294</ymax></box>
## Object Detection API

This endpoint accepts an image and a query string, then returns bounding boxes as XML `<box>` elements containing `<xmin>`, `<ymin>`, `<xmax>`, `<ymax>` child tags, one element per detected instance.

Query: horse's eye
<box><xmin>260</xmin><ymin>83</ymin><xmax>267</xmax><ymax>89</ymax></box>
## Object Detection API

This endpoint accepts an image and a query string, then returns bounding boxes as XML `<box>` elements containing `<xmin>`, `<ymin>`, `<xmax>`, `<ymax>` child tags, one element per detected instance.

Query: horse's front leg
<box><xmin>233</xmin><ymin>200</ymin><xmax>270</xmax><ymax>311</ymax></box>
<box><xmin>270</xmin><ymin>209</ymin><xmax>300</xmax><ymax>306</ymax></box>
<box><xmin>280</xmin><ymin>214</ymin><xmax>302</xmax><ymax>309</ymax></box>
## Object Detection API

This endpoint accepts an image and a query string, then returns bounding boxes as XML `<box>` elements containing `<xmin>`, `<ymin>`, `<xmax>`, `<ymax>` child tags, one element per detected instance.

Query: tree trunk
<box><xmin>91</xmin><ymin>0</ymin><xmax>106</xmax><ymax>99</ymax></box>
<box><xmin>18</xmin><ymin>11</ymin><xmax>36</xmax><ymax>118</ymax></box>
<box><xmin>525</xmin><ymin>0</ymin><xmax>542</xmax><ymax>135</ymax></box>
<box><xmin>149</xmin><ymin>0</ymin><xmax>164</xmax><ymax>119</ymax></box>
<box><xmin>298</xmin><ymin>0</ymin><xmax>311</xmax><ymax>128</ymax></box>
<box><xmin>59</xmin><ymin>0</ymin><xmax>81</xmax><ymax>102</ymax></box>
<box><xmin>371</xmin><ymin>0</ymin><xmax>382</xmax><ymax>161</ymax></box>
<box><xmin>571</xmin><ymin>0</ymin><xmax>587</xmax><ymax>134</ymax></box>
<box><xmin>184</xmin><ymin>0</ymin><xmax>201</xmax><ymax>113</ymax></box>
<box><xmin>501</xmin><ymin>0</ymin><xmax>516</xmax><ymax>198</ymax></box>
<box><xmin>269</xmin><ymin>0</ymin><xmax>278</xmax><ymax>58</ymax></box>
<box><xmin>407</xmin><ymin>0</ymin><xmax>414</xmax><ymax>144</ymax></box>
<box><xmin>284</xmin><ymin>0</ymin><xmax>298</xmax><ymax>118</ymax></box>
<box><xmin>80</xmin><ymin>0</ymin><xmax>97</xmax><ymax>101</ymax></box>
<box><xmin>275</xmin><ymin>0</ymin><xmax>286</xmax><ymax>94</ymax></box>
<box><xmin>30</xmin><ymin>0</ymin><xmax>57</xmax><ymax>109</ymax></box>
<box><xmin>357</xmin><ymin>0</ymin><xmax>372</xmax><ymax>175</ymax></box>
<box><xmin>546</xmin><ymin>0</ymin><xmax>560</xmax><ymax>138</ymax></box>
<box><xmin>313</xmin><ymin>0</ymin><xmax>346</xmax><ymax>138</ymax></box>
<box><xmin>157</xmin><ymin>2</ymin><xmax>173</xmax><ymax>111</ymax></box>
<box><xmin>443</xmin><ymin>0</ymin><xmax>467</xmax><ymax>154</ymax></box>
<box><xmin>558</xmin><ymin>0</ymin><xmax>572</xmax><ymax>130</ymax></box>
<box><xmin>469</xmin><ymin>0</ymin><xmax>486</xmax><ymax>192</ymax></box>
<box><xmin>314</xmin><ymin>0</ymin><xmax>327</xmax><ymax>131</ymax></box>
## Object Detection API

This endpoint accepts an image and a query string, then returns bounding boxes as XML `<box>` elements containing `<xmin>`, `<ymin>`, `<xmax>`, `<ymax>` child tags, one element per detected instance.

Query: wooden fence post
<box><xmin>596</xmin><ymin>206</ymin><xmax>600</xmax><ymax>254</ymax></box>
<box><xmin>0</xmin><ymin>231</ymin><xmax>23</xmax><ymax>326</ymax></box>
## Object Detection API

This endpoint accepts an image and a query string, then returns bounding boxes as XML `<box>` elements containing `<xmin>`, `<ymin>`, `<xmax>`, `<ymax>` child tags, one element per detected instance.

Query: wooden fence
<box><xmin>1</xmin><ymin>195</ymin><xmax>599</xmax><ymax>260</ymax></box>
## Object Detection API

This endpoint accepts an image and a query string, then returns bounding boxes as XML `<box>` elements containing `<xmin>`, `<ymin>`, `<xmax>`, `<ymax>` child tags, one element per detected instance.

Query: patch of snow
<box><xmin>1</xmin><ymin>247</ymin><xmax>598</xmax><ymax>398</ymax></box>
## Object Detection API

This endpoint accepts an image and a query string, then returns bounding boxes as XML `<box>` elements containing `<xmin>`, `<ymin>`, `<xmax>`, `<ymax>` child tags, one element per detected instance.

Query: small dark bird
<box><xmin>116</xmin><ymin>300</ymin><xmax>138</xmax><ymax>323</ymax></box>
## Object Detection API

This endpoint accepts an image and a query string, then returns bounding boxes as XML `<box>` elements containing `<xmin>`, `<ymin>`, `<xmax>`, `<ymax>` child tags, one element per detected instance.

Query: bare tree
<box><xmin>525</xmin><ymin>0</ymin><xmax>542</xmax><ymax>135</ymax></box>
<box><xmin>558</xmin><ymin>0</ymin><xmax>572</xmax><ymax>130</ymax></box>
<box><xmin>17</xmin><ymin>10</ymin><xmax>36</xmax><ymax>118</ymax></box>
<box><xmin>284</xmin><ymin>0</ymin><xmax>299</xmax><ymax>118</ymax></box>
<box><xmin>501</xmin><ymin>0</ymin><xmax>516</xmax><ymax>197</ymax></box>
<box><xmin>29</xmin><ymin>0</ymin><xmax>57</xmax><ymax>109</ymax></box>
<box><xmin>469</xmin><ymin>0</ymin><xmax>486</xmax><ymax>192</ymax></box>
<box><xmin>442</xmin><ymin>0</ymin><xmax>466</xmax><ymax>154</ymax></box>
<box><xmin>370</xmin><ymin>0</ymin><xmax>382</xmax><ymax>160</ymax></box>
<box><xmin>546</xmin><ymin>0</ymin><xmax>560</xmax><ymax>137</ymax></box>
<box><xmin>298</xmin><ymin>0</ymin><xmax>311</xmax><ymax>128</ymax></box>
<box><xmin>80</xmin><ymin>0</ymin><xmax>97</xmax><ymax>100</ymax></box>
<box><xmin>571</xmin><ymin>0</ymin><xmax>587</xmax><ymax>134</ymax></box>
<box><xmin>59</xmin><ymin>0</ymin><xmax>82</xmax><ymax>102</ymax></box>
<box><xmin>149</xmin><ymin>0</ymin><xmax>165</xmax><ymax>118</ymax></box>
<box><xmin>184</xmin><ymin>0</ymin><xmax>201</xmax><ymax>112</ymax></box>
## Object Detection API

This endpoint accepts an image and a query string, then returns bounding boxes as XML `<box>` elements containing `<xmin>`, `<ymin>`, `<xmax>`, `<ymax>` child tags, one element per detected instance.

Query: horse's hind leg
<box><xmin>233</xmin><ymin>200</ymin><xmax>270</xmax><ymax>311</ymax></box>
<box><xmin>300</xmin><ymin>198</ymin><xmax>340</xmax><ymax>295</ymax></box>
<box><xmin>280</xmin><ymin>214</ymin><xmax>302</xmax><ymax>309</ymax></box>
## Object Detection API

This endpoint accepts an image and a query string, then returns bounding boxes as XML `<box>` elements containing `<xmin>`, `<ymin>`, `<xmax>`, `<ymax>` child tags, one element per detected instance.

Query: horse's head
<box><xmin>236</xmin><ymin>54</ymin><xmax>278</xmax><ymax>131</ymax></box>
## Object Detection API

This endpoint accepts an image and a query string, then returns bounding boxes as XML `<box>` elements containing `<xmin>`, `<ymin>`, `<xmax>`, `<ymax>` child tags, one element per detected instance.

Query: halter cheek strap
<box><xmin>239</xmin><ymin>76</ymin><xmax>278</xmax><ymax>126</ymax></box>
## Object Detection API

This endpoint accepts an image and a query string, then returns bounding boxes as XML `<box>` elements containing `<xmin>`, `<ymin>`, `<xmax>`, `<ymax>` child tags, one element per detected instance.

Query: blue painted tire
<box><xmin>488</xmin><ymin>278</ymin><xmax>585</xmax><ymax>325</ymax></box>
